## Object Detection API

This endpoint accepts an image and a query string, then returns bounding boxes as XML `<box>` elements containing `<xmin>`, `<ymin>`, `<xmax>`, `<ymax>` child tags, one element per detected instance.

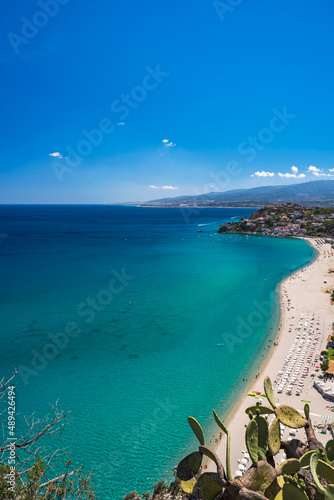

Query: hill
<box><xmin>137</xmin><ymin>180</ymin><xmax>334</xmax><ymax>207</ymax></box>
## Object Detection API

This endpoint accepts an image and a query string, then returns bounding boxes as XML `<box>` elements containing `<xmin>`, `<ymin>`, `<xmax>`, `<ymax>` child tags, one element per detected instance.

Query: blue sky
<box><xmin>1</xmin><ymin>0</ymin><xmax>334</xmax><ymax>203</ymax></box>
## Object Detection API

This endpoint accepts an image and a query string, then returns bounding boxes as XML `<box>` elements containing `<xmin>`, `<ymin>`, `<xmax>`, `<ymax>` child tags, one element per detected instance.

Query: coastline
<box><xmin>207</xmin><ymin>237</ymin><xmax>334</xmax><ymax>474</ymax></box>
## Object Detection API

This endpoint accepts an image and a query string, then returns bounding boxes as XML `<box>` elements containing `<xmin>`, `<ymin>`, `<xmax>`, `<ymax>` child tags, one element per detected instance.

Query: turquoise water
<box><xmin>0</xmin><ymin>206</ymin><xmax>316</xmax><ymax>498</ymax></box>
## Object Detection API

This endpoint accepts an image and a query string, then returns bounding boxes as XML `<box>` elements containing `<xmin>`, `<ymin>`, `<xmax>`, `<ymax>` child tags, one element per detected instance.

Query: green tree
<box><xmin>321</xmin><ymin>359</ymin><xmax>329</xmax><ymax>372</ymax></box>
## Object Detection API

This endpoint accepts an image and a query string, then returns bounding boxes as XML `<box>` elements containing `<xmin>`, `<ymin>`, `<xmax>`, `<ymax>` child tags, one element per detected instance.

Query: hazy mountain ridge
<box><xmin>137</xmin><ymin>180</ymin><xmax>334</xmax><ymax>207</ymax></box>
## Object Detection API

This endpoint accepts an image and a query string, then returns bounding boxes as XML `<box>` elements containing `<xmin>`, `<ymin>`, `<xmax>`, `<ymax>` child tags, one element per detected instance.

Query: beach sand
<box><xmin>207</xmin><ymin>237</ymin><xmax>334</xmax><ymax>476</ymax></box>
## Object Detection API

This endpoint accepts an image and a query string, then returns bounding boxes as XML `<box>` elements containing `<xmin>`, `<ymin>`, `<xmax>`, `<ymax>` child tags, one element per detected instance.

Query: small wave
<box><xmin>197</xmin><ymin>221</ymin><xmax>222</xmax><ymax>227</ymax></box>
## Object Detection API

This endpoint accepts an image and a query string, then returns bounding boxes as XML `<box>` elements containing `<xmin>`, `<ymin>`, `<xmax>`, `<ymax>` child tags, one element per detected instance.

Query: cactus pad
<box><xmin>213</xmin><ymin>409</ymin><xmax>228</xmax><ymax>435</ymax></box>
<box><xmin>255</xmin><ymin>414</ymin><xmax>269</xmax><ymax>460</ymax></box>
<box><xmin>246</xmin><ymin>419</ymin><xmax>259</xmax><ymax>466</ymax></box>
<box><xmin>315</xmin><ymin>459</ymin><xmax>334</xmax><ymax>484</ymax></box>
<box><xmin>304</xmin><ymin>403</ymin><xmax>310</xmax><ymax>420</ymax></box>
<box><xmin>264</xmin><ymin>376</ymin><xmax>276</xmax><ymax>409</ymax></box>
<box><xmin>275</xmin><ymin>405</ymin><xmax>307</xmax><ymax>428</ymax></box>
<box><xmin>177</xmin><ymin>451</ymin><xmax>202</xmax><ymax>481</ymax></box>
<box><xmin>299</xmin><ymin>450</ymin><xmax>316</xmax><ymax>469</ymax></box>
<box><xmin>326</xmin><ymin>439</ymin><xmax>334</xmax><ymax>463</ymax></box>
<box><xmin>241</xmin><ymin>459</ymin><xmax>276</xmax><ymax>493</ymax></box>
<box><xmin>212</xmin><ymin>409</ymin><xmax>231</xmax><ymax>481</ymax></box>
<box><xmin>324</xmin><ymin>484</ymin><xmax>334</xmax><ymax>500</ymax></box>
<box><xmin>268</xmin><ymin>418</ymin><xmax>281</xmax><ymax>456</ymax></box>
<box><xmin>198</xmin><ymin>445</ymin><xmax>226</xmax><ymax>484</ymax></box>
<box><xmin>246</xmin><ymin>404</ymin><xmax>275</xmax><ymax>416</ymax></box>
<box><xmin>194</xmin><ymin>472</ymin><xmax>223</xmax><ymax>500</ymax></box>
<box><xmin>180</xmin><ymin>477</ymin><xmax>197</xmax><ymax>494</ymax></box>
<box><xmin>274</xmin><ymin>483</ymin><xmax>309</xmax><ymax>499</ymax></box>
<box><xmin>310</xmin><ymin>453</ymin><xmax>326</xmax><ymax>495</ymax></box>
<box><xmin>188</xmin><ymin>416</ymin><xmax>205</xmax><ymax>446</ymax></box>
<box><xmin>276</xmin><ymin>458</ymin><xmax>301</xmax><ymax>476</ymax></box>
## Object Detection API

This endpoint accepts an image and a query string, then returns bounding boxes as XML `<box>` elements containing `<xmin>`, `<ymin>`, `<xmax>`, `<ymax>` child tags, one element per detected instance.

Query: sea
<box><xmin>0</xmin><ymin>205</ymin><xmax>316</xmax><ymax>499</ymax></box>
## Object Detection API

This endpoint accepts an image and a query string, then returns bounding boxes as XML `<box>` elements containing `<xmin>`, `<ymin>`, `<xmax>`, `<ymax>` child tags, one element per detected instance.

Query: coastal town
<box><xmin>217</xmin><ymin>203</ymin><xmax>334</xmax><ymax>238</ymax></box>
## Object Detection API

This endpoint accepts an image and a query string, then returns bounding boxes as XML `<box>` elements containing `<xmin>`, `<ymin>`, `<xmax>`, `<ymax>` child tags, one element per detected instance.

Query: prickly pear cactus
<box><xmin>268</xmin><ymin>418</ymin><xmax>281</xmax><ymax>456</ymax></box>
<box><xmin>174</xmin><ymin>376</ymin><xmax>334</xmax><ymax>500</ymax></box>
<box><xmin>194</xmin><ymin>472</ymin><xmax>223</xmax><ymax>500</ymax></box>
<box><xmin>264</xmin><ymin>376</ymin><xmax>276</xmax><ymax>409</ymax></box>
<box><xmin>264</xmin><ymin>377</ymin><xmax>307</xmax><ymax>429</ymax></box>
<box><xmin>246</xmin><ymin>402</ymin><xmax>275</xmax><ymax>416</ymax></box>
<box><xmin>188</xmin><ymin>416</ymin><xmax>205</xmax><ymax>445</ymax></box>
<box><xmin>274</xmin><ymin>405</ymin><xmax>307</xmax><ymax>429</ymax></box>
<box><xmin>180</xmin><ymin>477</ymin><xmax>197</xmax><ymax>494</ymax></box>
<box><xmin>246</xmin><ymin>418</ymin><xmax>259</xmax><ymax>466</ymax></box>
<box><xmin>177</xmin><ymin>451</ymin><xmax>202</xmax><ymax>481</ymax></box>
<box><xmin>273</xmin><ymin>482</ymin><xmax>309</xmax><ymax>499</ymax></box>
<box><xmin>276</xmin><ymin>458</ymin><xmax>300</xmax><ymax>476</ymax></box>
<box><xmin>213</xmin><ymin>409</ymin><xmax>231</xmax><ymax>480</ymax></box>
<box><xmin>314</xmin><ymin>458</ymin><xmax>334</xmax><ymax>484</ymax></box>
<box><xmin>241</xmin><ymin>460</ymin><xmax>276</xmax><ymax>493</ymax></box>
<box><xmin>255</xmin><ymin>414</ymin><xmax>269</xmax><ymax>461</ymax></box>
<box><xmin>308</xmin><ymin>453</ymin><xmax>334</xmax><ymax>499</ymax></box>
<box><xmin>326</xmin><ymin>439</ymin><xmax>334</xmax><ymax>464</ymax></box>
<box><xmin>304</xmin><ymin>403</ymin><xmax>310</xmax><ymax>420</ymax></box>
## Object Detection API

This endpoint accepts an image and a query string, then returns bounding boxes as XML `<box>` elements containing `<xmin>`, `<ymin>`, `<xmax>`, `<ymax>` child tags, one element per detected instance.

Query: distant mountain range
<box><xmin>134</xmin><ymin>180</ymin><xmax>334</xmax><ymax>207</ymax></box>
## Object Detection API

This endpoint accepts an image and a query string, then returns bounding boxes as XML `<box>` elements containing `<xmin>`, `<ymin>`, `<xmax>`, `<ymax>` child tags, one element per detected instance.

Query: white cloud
<box><xmin>162</xmin><ymin>139</ymin><xmax>176</xmax><ymax>147</ymax></box>
<box><xmin>118</xmin><ymin>122</ymin><xmax>125</xmax><ymax>126</ymax></box>
<box><xmin>254</xmin><ymin>171</ymin><xmax>275</xmax><ymax>177</ymax></box>
<box><xmin>306</xmin><ymin>165</ymin><xmax>334</xmax><ymax>177</ymax></box>
<box><xmin>278</xmin><ymin>173</ymin><xmax>296</xmax><ymax>178</ymax></box>
<box><xmin>148</xmin><ymin>185</ymin><xmax>179</xmax><ymax>190</ymax></box>
<box><xmin>49</xmin><ymin>152</ymin><xmax>68</xmax><ymax>160</ymax></box>
<box><xmin>291</xmin><ymin>166</ymin><xmax>298</xmax><ymax>173</ymax></box>
<box><xmin>278</xmin><ymin>172</ymin><xmax>306</xmax><ymax>178</ymax></box>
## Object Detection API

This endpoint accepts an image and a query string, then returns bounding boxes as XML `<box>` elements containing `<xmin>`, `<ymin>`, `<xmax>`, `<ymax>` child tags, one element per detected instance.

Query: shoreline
<box><xmin>207</xmin><ymin>237</ymin><xmax>334</xmax><ymax>474</ymax></box>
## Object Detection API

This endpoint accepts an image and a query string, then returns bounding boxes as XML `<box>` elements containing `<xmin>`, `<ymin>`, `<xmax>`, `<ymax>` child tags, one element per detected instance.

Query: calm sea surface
<box><xmin>0</xmin><ymin>205</ymin><xmax>316</xmax><ymax>498</ymax></box>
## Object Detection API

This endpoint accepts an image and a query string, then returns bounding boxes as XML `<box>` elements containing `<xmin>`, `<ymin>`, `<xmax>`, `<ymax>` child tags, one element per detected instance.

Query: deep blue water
<box><xmin>0</xmin><ymin>205</ymin><xmax>316</xmax><ymax>498</ymax></box>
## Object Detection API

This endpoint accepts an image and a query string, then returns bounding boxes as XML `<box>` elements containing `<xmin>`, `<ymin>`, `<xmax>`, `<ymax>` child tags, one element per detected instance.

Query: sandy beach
<box><xmin>207</xmin><ymin>237</ymin><xmax>334</xmax><ymax>476</ymax></box>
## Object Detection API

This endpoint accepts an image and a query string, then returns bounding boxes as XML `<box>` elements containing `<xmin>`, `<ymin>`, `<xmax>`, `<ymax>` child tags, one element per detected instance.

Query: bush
<box><xmin>153</xmin><ymin>480</ymin><xmax>167</xmax><ymax>496</ymax></box>
<box><xmin>321</xmin><ymin>359</ymin><xmax>329</xmax><ymax>372</ymax></box>
<box><xmin>123</xmin><ymin>492</ymin><xmax>141</xmax><ymax>500</ymax></box>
